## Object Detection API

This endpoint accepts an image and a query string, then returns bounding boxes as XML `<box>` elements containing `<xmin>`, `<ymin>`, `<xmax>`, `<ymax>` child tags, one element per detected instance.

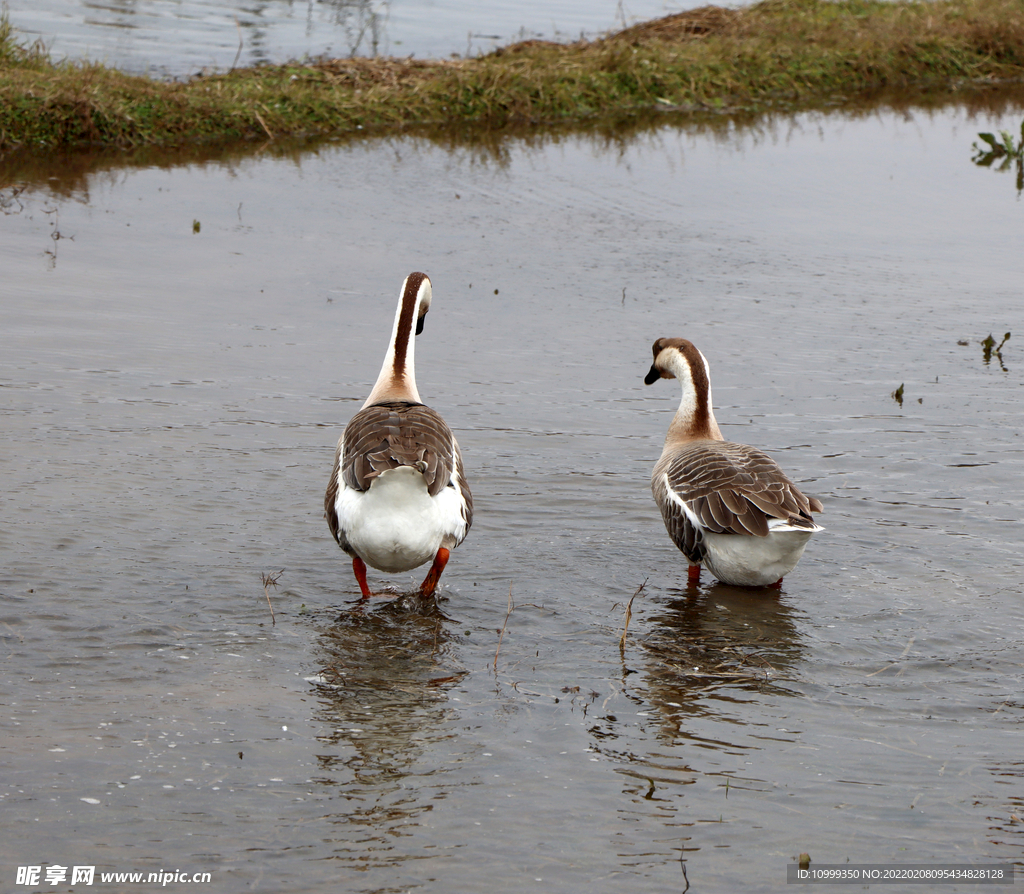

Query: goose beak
<box><xmin>644</xmin><ymin>365</ymin><xmax>660</xmax><ymax>385</ymax></box>
<box><xmin>416</xmin><ymin>315</ymin><xmax>425</xmax><ymax>336</ymax></box>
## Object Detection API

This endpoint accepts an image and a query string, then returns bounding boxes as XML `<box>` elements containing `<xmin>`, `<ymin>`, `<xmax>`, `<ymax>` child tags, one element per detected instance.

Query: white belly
<box><xmin>702</xmin><ymin>526</ymin><xmax>818</xmax><ymax>587</ymax></box>
<box><xmin>336</xmin><ymin>466</ymin><xmax>463</xmax><ymax>573</ymax></box>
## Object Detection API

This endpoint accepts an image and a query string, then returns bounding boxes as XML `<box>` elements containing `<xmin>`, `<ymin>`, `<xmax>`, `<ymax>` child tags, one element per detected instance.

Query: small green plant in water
<box><xmin>981</xmin><ymin>331</ymin><xmax>1010</xmax><ymax>371</ymax></box>
<box><xmin>892</xmin><ymin>383</ymin><xmax>905</xmax><ymax>407</ymax></box>
<box><xmin>972</xmin><ymin>121</ymin><xmax>1024</xmax><ymax>196</ymax></box>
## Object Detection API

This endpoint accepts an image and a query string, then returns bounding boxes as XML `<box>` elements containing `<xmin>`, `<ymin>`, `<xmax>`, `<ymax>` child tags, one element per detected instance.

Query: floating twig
<box><xmin>619</xmin><ymin>578</ymin><xmax>648</xmax><ymax>651</ymax></box>
<box><xmin>866</xmin><ymin>635</ymin><xmax>915</xmax><ymax>677</ymax></box>
<box><xmin>261</xmin><ymin>570</ymin><xmax>282</xmax><ymax>625</ymax></box>
<box><xmin>494</xmin><ymin>583</ymin><xmax>514</xmax><ymax>671</ymax></box>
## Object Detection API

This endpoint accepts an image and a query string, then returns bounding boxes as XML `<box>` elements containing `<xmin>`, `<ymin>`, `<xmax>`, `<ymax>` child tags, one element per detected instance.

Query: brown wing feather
<box><xmin>325</xmin><ymin>440</ymin><xmax>344</xmax><ymax>546</ymax></box>
<box><xmin>655</xmin><ymin>440</ymin><xmax>821</xmax><ymax>541</ymax></box>
<box><xmin>451</xmin><ymin>439</ymin><xmax>474</xmax><ymax>535</ymax></box>
<box><xmin>324</xmin><ymin>400</ymin><xmax>472</xmax><ymax>548</ymax></box>
<box><xmin>342</xmin><ymin>401</ymin><xmax>458</xmax><ymax>495</ymax></box>
<box><xmin>652</xmin><ymin>473</ymin><xmax>706</xmax><ymax>564</ymax></box>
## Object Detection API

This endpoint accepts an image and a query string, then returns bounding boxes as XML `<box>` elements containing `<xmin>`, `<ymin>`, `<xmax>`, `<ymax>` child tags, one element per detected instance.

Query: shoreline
<box><xmin>2</xmin><ymin>0</ymin><xmax>1024</xmax><ymax>152</ymax></box>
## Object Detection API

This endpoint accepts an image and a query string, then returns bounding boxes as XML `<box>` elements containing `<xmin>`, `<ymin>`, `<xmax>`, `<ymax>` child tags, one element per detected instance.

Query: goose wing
<box><xmin>653</xmin><ymin>441</ymin><xmax>821</xmax><ymax>560</ymax></box>
<box><xmin>324</xmin><ymin>400</ymin><xmax>473</xmax><ymax>544</ymax></box>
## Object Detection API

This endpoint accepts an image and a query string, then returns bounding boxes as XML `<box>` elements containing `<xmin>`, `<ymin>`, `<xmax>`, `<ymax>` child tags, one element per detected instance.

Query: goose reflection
<box><xmin>639</xmin><ymin>583</ymin><xmax>805</xmax><ymax>738</ymax></box>
<box><xmin>308</xmin><ymin>596</ymin><xmax>466</xmax><ymax>869</ymax></box>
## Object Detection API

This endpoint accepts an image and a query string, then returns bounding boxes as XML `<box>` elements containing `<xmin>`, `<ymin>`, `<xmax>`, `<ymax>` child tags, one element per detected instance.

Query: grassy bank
<box><xmin>2</xmin><ymin>0</ymin><xmax>1024</xmax><ymax>151</ymax></box>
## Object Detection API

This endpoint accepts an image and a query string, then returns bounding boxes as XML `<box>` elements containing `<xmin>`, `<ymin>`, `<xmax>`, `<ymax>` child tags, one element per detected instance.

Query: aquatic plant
<box><xmin>981</xmin><ymin>331</ymin><xmax>1011</xmax><ymax>370</ymax></box>
<box><xmin>261</xmin><ymin>569</ymin><xmax>283</xmax><ymax>625</ymax></box>
<box><xmin>972</xmin><ymin>121</ymin><xmax>1024</xmax><ymax>194</ymax></box>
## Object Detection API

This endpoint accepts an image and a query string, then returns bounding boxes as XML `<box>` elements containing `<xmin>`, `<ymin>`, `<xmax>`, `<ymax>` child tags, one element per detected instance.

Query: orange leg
<box><xmin>419</xmin><ymin>547</ymin><xmax>450</xmax><ymax>596</ymax></box>
<box><xmin>687</xmin><ymin>564</ymin><xmax>702</xmax><ymax>586</ymax></box>
<box><xmin>769</xmin><ymin>577</ymin><xmax>784</xmax><ymax>590</ymax></box>
<box><xmin>352</xmin><ymin>556</ymin><xmax>372</xmax><ymax>599</ymax></box>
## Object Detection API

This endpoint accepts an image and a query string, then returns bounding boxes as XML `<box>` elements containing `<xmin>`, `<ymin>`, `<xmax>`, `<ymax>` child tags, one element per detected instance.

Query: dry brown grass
<box><xmin>2</xmin><ymin>0</ymin><xmax>1024</xmax><ymax>151</ymax></box>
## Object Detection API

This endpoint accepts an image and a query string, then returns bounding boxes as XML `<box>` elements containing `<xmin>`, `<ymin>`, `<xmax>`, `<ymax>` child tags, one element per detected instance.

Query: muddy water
<box><xmin>5</xmin><ymin>0</ymin><xmax>693</xmax><ymax>76</ymax></box>
<box><xmin>2</xmin><ymin>104</ymin><xmax>1023</xmax><ymax>892</ymax></box>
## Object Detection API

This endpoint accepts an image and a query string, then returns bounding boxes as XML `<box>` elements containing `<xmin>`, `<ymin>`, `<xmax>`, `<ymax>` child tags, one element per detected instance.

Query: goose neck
<box><xmin>364</xmin><ymin>274</ymin><xmax>426</xmax><ymax>406</ymax></box>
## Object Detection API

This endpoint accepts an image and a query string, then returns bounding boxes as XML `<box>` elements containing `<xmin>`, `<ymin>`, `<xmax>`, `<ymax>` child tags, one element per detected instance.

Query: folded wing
<box><xmin>654</xmin><ymin>441</ymin><xmax>822</xmax><ymax>563</ymax></box>
<box><xmin>325</xmin><ymin>400</ymin><xmax>473</xmax><ymax>545</ymax></box>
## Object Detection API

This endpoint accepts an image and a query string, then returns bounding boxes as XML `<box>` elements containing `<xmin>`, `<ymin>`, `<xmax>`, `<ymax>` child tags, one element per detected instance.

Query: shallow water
<box><xmin>2</xmin><ymin>102</ymin><xmax>1023</xmax><ymax>892</ymax></box>
<box><xmin>5</xmin><ymin>0</ymin><xmax>696</xmax><ymax>76</ymax></box>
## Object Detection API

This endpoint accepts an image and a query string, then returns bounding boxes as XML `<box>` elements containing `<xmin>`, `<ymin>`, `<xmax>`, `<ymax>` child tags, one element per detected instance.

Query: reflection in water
<box><xmin>639</xmin><ymin>585</ymin><xmax>804</xmax><ymax>740</ymax></box>
<box><xmin>980</xmin><ymin>331</ymin><xmax>1011</xmax><ymax>371</ymax></box>
<box><xmin>0</xmin><ymin>185</ymin><xmax>26</xmax><ymax>214</ymax></box>
<box><xmin>971</xmin><ymin>119</ymin><xmax>1024</xmax><ymax>196</ymax></box>
<box><xmin>225</xmin><ymin>0</ymin><xmax>392</xmax><ymax>64</ymax></box>
<box><xmin>29</xmin><ymin>0</ymin><xmax>393</xmax><ymax>73</ymax></box>
<box><xmin>582</xmin><ymin>586</ymin><xmax>807</xmax><ymax>878</ymax></box>
<box><xmin>984</xmin><ymin>761</ymin><xmax>1024</xmax><ymax>851</ymax></box>
<box><xmin>3</xmin><ymin>87</ymin><xmax>1023</xmax><ymax>200</ymax></box>
<box><xmin>41</xmin><ymin>205</ymin><xmax>72</xmax><ymax>269</ymax></box>
<box><xmin>315</xmin><ymin>0</ymin><xmax>390</xmax><ymax>58</ymax></box>
<box><xmin>309</xmin><ymin>596</ymin><xmax>467</xmax><ymax>869</ymax></box>
<box><xmin>589</xmin><ymin>588</ymin><xmax>805</xmax><ymax>834</ymax></box>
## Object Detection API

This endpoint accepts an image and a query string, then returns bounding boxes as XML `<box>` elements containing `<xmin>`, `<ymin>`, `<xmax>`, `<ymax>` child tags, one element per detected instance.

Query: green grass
<box><xmin>2</xmin><ymin>0</ymin><xmax>1024</xmax><ymax>151</ymax></box>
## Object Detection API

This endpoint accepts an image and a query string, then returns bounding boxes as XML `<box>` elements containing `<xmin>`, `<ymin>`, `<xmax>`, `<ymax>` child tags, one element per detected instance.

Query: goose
<box><xmin>324</xmin><ymin>273</ymin><xmax>472</xmax><ymax>598</ymax></box>
<box><xmin>644</xmin><ymin>338</ymin><xmax>822</xmax><ymax>588</ymax></box>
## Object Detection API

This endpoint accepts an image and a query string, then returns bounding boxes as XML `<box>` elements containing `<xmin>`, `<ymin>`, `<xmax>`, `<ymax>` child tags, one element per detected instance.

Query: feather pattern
<box><xmin>323</xmin><ymin>273</ymin><xmax>472</xmax><ymax>592</ymax></box>
<box><xmin>324</xmin><ymin>399</ymin><xmax>473</xmax><ymax>549</ymax></box>
<box><xmin>652</xmin><ymin>440</ymin><xmax>822</xmax><ymax>564</ymax></box>
<box><xmin>645</xmin><ymin>337</ymin><xmax>823</xmax><ymax>586</ymax></box>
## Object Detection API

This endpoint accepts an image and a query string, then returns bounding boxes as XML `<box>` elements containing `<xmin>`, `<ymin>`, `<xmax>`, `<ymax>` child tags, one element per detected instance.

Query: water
<box><xmin>2</xmin><ymin>101</ymin><xmax>1023</xmax><ymax>891</ymax></box>
<box><xmin>4</xmin><ymin>0</ymin><xmax>698</xmax><ymax>76</ymax></box>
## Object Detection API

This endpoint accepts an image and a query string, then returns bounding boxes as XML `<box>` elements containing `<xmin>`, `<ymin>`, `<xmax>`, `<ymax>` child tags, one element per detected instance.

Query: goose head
<box><xmin>393</xmin><ymin>272</ymin><xmax>432</xmax><ymax>364</ymax></box>
<box><xmin>644</xmin><ymin>337</ymin><xmax>723</xmax><ymax>442</ymax></box>
<box><xmin>409</xmin><ymin>272</ymin><xmax>432</xmax><ymax>336</ymax></box>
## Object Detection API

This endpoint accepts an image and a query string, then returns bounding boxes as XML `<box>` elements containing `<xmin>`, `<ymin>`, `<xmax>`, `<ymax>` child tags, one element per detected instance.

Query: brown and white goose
<box><xmin>324</xmin><ymin>273</ymin><xmax>472</xmax><ymax>598</ymax></box>
<box><xmin>644</xmin><ymin>338</ymin><xmax>823</xmax><ymax>588</ymax></box>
